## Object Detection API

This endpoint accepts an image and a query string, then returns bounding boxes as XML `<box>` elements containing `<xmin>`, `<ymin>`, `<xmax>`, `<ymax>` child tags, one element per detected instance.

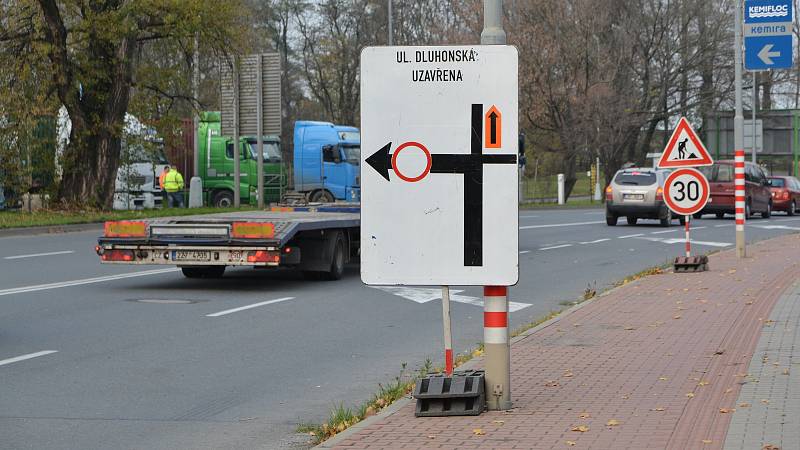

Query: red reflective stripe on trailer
<box><xmin>445</xmin><ymin>349</ymin><xmax>453</xmax><ymax>375</ymax></box>
<box><xmin>484</xmin><ymin>311</ymin><xmax>508</xmax><ymax>328</ymax></box>
<box><xmin>484</xmin><ymin>286</ymin><xmax>507</xmax><ymax>297</ymax></box>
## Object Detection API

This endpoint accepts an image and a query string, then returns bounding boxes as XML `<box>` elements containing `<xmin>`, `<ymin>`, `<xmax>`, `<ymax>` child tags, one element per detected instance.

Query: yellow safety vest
<box><xmin>163</xmin><ymin>170</ymin><xmax>184</xmax><ymax>193</ymax></box>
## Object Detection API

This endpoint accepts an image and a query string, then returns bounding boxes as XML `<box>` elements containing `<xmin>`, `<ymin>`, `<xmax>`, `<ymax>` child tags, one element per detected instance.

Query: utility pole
<box><xmin>481</xmin><ymin>0</ymin><xmax>511</xmax><ymax>411</ymax></box>
<box><xmin>734</xmin><ymin>0</ymin><xmax>746</xmax><ymax>258</ymax></box>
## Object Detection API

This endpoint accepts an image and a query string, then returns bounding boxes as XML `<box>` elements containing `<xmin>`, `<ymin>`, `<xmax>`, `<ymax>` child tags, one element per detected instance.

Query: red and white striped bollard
<box><xmin>484</xmin><ymin>286</ymin><xmax>511</xmax><ymax>410</ymax></box>
<box><xmin>735</xmin><ymin>149</ymin><xmax>746</xmax><ymax>257</ymax></box>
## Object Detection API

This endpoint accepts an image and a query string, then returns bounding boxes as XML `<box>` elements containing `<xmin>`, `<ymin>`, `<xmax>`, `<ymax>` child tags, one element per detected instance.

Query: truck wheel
<box><xmin>321</xmin><ymin>238</ymin><xmax>345</xmax><ymax>281</ymax></box>
<box><xmin>626</xmin><ymin>216</ymin><xmax>637</xmax><ymax>226</ymax></box>
<box><xmin>213</xmin><ymin>190</ymin><xmax>234</xmax><ymax>208</ymax></box>
<box><xmin>716</xmin><ymin>213</ymin><xmax>725</xmax><ymax>219</ymax></box>
<box><xmin>181</xmin><ymin>266</ymin><xmax>226</xmax><ymax>279</ymax></box>
<box><xmin>310</xmin><ymin>190</ymin><xmax>334</xmax><ymax>203</ymax></box>
<box><xmin>606</xmin><ymin>214</ymin><xmax>617</xmax><ymax>226</ymax></box>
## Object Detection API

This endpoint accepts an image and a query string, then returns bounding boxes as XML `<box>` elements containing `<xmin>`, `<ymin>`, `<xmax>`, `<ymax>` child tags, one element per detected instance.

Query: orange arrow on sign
<box><xmin>485</xmin><ymin>106</ymin><xmax>501</xmax><ymax>149</ymax></box>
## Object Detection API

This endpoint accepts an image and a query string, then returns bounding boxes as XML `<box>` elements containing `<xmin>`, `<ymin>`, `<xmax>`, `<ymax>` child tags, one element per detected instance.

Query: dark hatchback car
<box><xmin>696</xmin><ymin>161</ymin><xmax>772</xmax><ymax>219</ymax></box>
<box><xmin>768</xmin><ymin>175</ymin><xmax>800</xmax><ymax>216</ymax></box>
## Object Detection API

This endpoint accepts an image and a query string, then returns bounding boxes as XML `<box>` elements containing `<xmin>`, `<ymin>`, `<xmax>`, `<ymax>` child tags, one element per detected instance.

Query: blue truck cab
<box><xmin>293</xmin><ymin>121</ymin><xmax>360</xmax><ymax>202</ymax></box>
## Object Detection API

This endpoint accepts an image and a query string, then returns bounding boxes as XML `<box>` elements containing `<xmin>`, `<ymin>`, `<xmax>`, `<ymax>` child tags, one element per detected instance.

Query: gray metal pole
<box><xmin>188</xmin><ymin>32</ymin><xmax>203</xmax><ymax>208</ymax></box>
<box><xmin>734</xmin><ymin>0</ymin><xmax>745</xmax><ymax>257</ymax></box>
<box><xmin>257</xmin><ymin>54</ymin><xmax>265</xmax><ymax>209</ymax></box>
<box><xmin>481</xmin><ymin>0</ymin><xmax>511</xmax><ymax>412</ymax></box>
<box><xmin>233</xmin><ymin>57</ymin><xmax>241</xmax><ymax>208</ymax></box>
<box><xmin>388</xmin><ymin>0</ymin><xmax>393</xmax><ymax>45</ymax></box>
<box><xmin>752</xmin><ymin>72</ymin><xmax>757</xmax><ymax>164</ymax></box>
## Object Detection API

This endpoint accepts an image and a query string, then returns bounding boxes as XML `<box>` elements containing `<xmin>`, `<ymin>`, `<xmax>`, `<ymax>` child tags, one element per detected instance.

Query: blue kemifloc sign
<box><xmin>744</xmin><ymin>0</ymin><xmax>794</xmax><ymax>70</ymax></box>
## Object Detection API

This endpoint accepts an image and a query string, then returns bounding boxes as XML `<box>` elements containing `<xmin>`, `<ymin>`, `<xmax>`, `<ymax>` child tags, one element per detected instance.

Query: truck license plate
<box><xmin>172</xmin><ymin>250</ymin><xmax>211</xmax><ymax>261</ymax></box>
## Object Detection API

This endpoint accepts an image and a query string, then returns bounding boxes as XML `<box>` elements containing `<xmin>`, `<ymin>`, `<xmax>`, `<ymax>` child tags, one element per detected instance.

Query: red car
<box><xmin>768</xmin><ymin>176</ymin><xmax>800</xmax><ymax>216</ymax></box>
<box><xmin>696</xmin><ymin>161</ymin><xmax>773</xmax><ymax>219</ymax></box>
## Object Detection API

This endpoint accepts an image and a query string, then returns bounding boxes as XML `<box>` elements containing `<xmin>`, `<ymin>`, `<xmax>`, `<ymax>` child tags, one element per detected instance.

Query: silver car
<box><xmin>605</xmin><ymin>168</ymin><xmax>684</xmax><ymax>227</ymax></box>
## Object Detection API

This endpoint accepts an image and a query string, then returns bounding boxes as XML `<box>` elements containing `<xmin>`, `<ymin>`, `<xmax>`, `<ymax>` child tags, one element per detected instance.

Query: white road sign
<box><xmin>360</xmin><ymin>45</ymin><xmax>519</xmax><ymax>286</ymax></box>
<box><xmin>664</xmin><ymin>168</ymin><xmax>710</xmax><ymax>216</ymax></box>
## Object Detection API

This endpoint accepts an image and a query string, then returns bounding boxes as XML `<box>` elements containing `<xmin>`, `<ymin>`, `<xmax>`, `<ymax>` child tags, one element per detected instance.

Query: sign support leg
<box><xmin>441</xmin><ymin>286</ymin><xmax>453</xmax><ymax>375</ymax></box>
<box><xmin>484</xmin><ymin>286</ymin><xmax>511</xmax><ymax>410</ymax></box>
<box><xmin>685</xmin><ymin>215</ymin><xmax>691</xmax><ymax>258</ymax></box>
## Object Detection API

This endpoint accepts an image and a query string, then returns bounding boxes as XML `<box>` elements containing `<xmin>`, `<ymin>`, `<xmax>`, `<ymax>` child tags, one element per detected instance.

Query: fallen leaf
<box><xmin>566</xmin><ymin>441</ymin><xmax>577</xmax><ymax>447</ymax></box>
<box><xmin>702</xmin><ymin>439</ymin><xmax>713</xmax><ymax>444</ymax></box>
<box><xmin>606</xmin><ymin>419</ymin><xmax>620</xmax><ymax>426</ymax></box>
<box><xmin>571</xmin><ymin>425</ymin><xmax>589</xmax><ymax>432</ymax></box>
<box><xmin>673</xmin><ymin>315</ymin><xmax>682</xmax><ymax>320</ymax></box>
<box><xmin>745</xmin><ymin>301</ymin><xmax>754</xmax><ymax>305</ymax></box>
<box><xmin>686</xmin><ymin>392</ymin><xmax>695</xmax><ymax>398</ymax></box>
<box><xmin>659</xmin><ymin>377</ymin><xmax>668</xmax><ymax>381</ymax></box>
<box><xmin>624</xmin><ymin>326</ymin><xmax>635</xmax><ymax>330</ymax></box>
<box><xmin>427</xmin><ymin>435</ymin><xmax>436</xmax><ymax>439</ymax></box>
<box><xmin>677</xmin><ymin>306</ymin><xmax>687</xmax><ymax>311</ymax></box>
<box><xmin>783</xmin><ymin>369</ymin><xmax>790</xmax><ymax>375</ymax></box>
<box><xmin>728</xmin><ymin>269</ymin><xmax>737</xmax><ymax>274</ymax></box>
<box><xmin>761</xmin><ymin>399</ymin><xmax>770</xmax><ymax>404</ymax></box>
<box><xmin>545</xmin><ymin>380</ymin><xmax>560</xmax><ymax>387</ymax></box>
<box><xmin>578</xmin><ymin>412</ymin><xmax>591</xmax><ymax>419</ymax></box>
<box><xmin>762</xmin><ymin>444</ymin><xmax>780</xmax><ymax>450</ymax></box>
<box><xmin>725</xmin><ymin>388</ymin><xmax>733</xmax><ymax>394</ymax></box>
<box><xmin>563</xmin><ymin>372</ymin><xmax>574</xmax><ymax>378</ymax></box>
<box><xmin>719</xmin><ymin>408</ymin><xmax>731</xmax><ymax>413</ymax></box>
<box><xmin>621</xmin><ymin>395</ymin><xmax>630</xmax><ymax>400</ymax></box>
<box><xmin>473</xmin><ymin>428</ymin><xmax>485</xmax><ymax>436</ymax></box>
<box><xmin>492</xmin><ymin>420</ymin><xmax>505</xmax><ymax>424</ymax></box>
<box><xmin>682</xmin><ymin>288</ymin><xmax>689</xmax><ymax>292</ymax></box>
<box><xmin>739</xmin><ymin>402</ymin><xmax>751</xmax><ymax>408</ymax></box>
<box><xmin>698</xmin><ymin>381</ymin><xmax>710</xmax><ymax>386</ymax></box>
<box><xmin>714</xmin><ymin>350</ymin><xmax>725</xmax><ymax>355</ymax></box>
<box><xmin>650</xmin><ymin>407</ymin><xmax>666</xmax><ymax>411</ymax></box>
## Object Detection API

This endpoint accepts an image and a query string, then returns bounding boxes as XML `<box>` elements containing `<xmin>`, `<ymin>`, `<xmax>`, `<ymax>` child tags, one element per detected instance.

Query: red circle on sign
<box><xmin>663</xmin><ymin>168</ymin><xmax>710</xmax><ymax>216</ymax></box>
<box><xmin>392</xmin><ymin>141</ymin><xmax>432</xmax><ymax>183</ymax></box>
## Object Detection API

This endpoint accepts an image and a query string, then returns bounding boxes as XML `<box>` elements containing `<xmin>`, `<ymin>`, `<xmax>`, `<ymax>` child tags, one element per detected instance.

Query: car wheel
<box><xmin>693</xmin><ymin>213</ymin><xmax>703</xmax><ymax>219</ymax></box>
<box><xmin>310</xmin><ymin>190</ymin><xmax>335</xmax><ymax>203</ymax></box>
<box><xmin>606</xmin><ymin>215</ymin><xmax>618</xmax><ymax>226</ymax></box>
<box><xmin>716</xmin><ymin>213</ymin><xmax>725</xmax><ymax>219</ymax></box>
<box><xmin>745</xmin><ymin>201</ymin><xmax>752</xmax><ymax>219</ymax></box>
<box><xmin>678</xmin><ymin>215</ymin><xmax>686</xmax><ymax>226</ymax></box>
<box><xmin>789</xmin><ymin>200</ymin><xmax>796</xmax><ymax>216</ymax></box>
<box><xmin>660</xmin><ymin>210</ymin><xmax>671</xmax><ymax>227</ymax></box>
<box><xmin>761</xmin><ymin>202</ymin><xmax>771</xmax><ymax>219</ymax></box>
<box><xmin>213</xmin><ymin>190</ymin><xmax>234</xmax><ymax>208</ymax></box>
<box><xmin>181</xmin><ymin>266</ymin><xmax>225</xmax><ymax>279</ymax></box>
<box><xmin>626</xmin><ymin>216</ymin><xmax>637</xmax><ymax>226</ymax></box>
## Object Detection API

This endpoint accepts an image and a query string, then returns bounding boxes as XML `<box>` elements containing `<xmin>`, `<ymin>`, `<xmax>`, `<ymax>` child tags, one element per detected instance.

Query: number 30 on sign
<box><xmin>664</xmin><ymin>168</ymin><xmax>710</xmax><ymax>216</ymax></box>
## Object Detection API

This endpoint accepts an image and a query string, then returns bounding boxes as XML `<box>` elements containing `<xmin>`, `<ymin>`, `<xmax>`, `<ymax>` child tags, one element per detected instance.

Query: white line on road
<box><xmin>618</xmin><ymin>233</ymin><xmax>645</xmax><ymax>239</ymax></box>
<box><xmin>0</xmin><ymin>268</ymin><xmax>178</xmax><ymax>297</ymax></box>
<box><xmin>751</xmin><ymin>224</ymin><xmax>800</xmax><ymax>231</ymax></box>
<box><xmin>4</xmin><ymin>250</ymin><xmax>75</xmax><ymax>260</ymax></box>
<box><xmin>0</xmin><ymin>350</ymin><xmax>58</xmax><ymax>367</ymax></box>
<box><xmin>714</xmin><ymin>224</ymin><xmax>729</xmax><ymax>228</ymax></box>
<box><xmin>651</xmin><ymin>229</ymin><xmax>677</xmax><ymax>235</ymax></box>
<box><xmin>519</xmin><ymin>215</ymin><xmax>540</xmax><ymax>219</ymax></box>
<box><xmin>369</xmin><ymin>287</ymin><xmax>531</xmax><ymax>312</ymax></box>
<box><xmin>520</xmin><ymin>221</ymin><xmax>604</xmax><ymax>230</ymax></box>
<box><xmin>692</xmin><ymin>226</ymin><xmax>707</xmax><ymax>230</ymax></box>
<box><xmin>519</xmin><ymin>250</ymin><xmax>531</xmax><ymax>254</ymax></box>
<box><xmin>579</xmin><ymin>238</ymin><xmax>611</xmax><ymax>245</ymax></box>
<box><xmin>539</xmin><ymin>244</ymin><xmax>573</xmax><ymax>251</ymax></box>
<box><xmin>636</xmin><ymin>237</ymin><xmax>731</xmax><ymax>247</ymax></box>
<box><xmin>206</xmin><ymin>297</ymin><xmax>295</xmax><ymax>317</ymax></box>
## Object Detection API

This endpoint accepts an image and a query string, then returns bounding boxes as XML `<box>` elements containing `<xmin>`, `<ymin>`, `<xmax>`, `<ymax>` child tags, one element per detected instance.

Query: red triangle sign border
<box><xmin>657</xmin><ymin>117</ymin><xmax>714</xmax><ymax>168</ymax></box>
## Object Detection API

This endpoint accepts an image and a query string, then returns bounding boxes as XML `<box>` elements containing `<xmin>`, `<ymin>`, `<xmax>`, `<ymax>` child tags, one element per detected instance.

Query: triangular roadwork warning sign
<box><xmin>658</xmin><ymin>117</ymin><xmax>713</xmax><ymax>168</ymax></box>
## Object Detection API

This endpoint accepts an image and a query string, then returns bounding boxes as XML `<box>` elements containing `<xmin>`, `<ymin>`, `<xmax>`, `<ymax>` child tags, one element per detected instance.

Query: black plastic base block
<box><xmin>413</xmin><ymin>370</ymin><xmax>485</xmax><ymax>417</ymax></box>
<box><xmin>674</xmin><ymin>255</ymin><xmax>709</xmax><ymax>273</ymax></box>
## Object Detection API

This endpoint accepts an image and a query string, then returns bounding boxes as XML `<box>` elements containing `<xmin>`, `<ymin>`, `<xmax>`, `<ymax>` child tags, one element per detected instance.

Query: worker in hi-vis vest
<box><xmin>163</xmin><ymin>166</ymin><xmax>185</xmax><ymax>208</ymax></box>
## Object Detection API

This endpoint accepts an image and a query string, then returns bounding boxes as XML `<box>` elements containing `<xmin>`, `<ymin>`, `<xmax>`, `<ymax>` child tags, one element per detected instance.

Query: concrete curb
<box><xmin>0</xmin><ymin>222</ymin><xmax>104</xmax><ymax>238</ymax></box>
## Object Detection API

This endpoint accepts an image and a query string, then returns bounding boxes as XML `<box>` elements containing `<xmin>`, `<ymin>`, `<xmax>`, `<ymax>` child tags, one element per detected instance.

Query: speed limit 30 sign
<box><xmin>664</xmin><ymin>168</ymin><xmax>710</xmax><ymax>216</ymax></box>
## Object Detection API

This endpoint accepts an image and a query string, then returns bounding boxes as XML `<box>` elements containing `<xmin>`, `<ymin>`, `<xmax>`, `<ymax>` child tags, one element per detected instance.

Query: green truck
<box><xmin>197</xmin><ymin>111</ymin><xmax>286</xmax><ymax>207</ymax></box>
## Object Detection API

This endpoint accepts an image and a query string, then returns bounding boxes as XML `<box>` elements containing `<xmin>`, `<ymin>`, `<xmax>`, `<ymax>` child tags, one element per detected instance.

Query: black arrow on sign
<box><xmin>366</xmin><ymin>104</ymin><xmax>517</xmax><ymax>266</ymax></box>
<box><xmin>488</xmin><ymin>110</ymin><xmax>498</xmax><ymax>145</ymax></box>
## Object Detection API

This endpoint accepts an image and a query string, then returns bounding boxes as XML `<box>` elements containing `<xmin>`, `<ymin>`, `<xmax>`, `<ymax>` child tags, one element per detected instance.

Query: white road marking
<box><xmin>370</xmin><ymin>287</ymin><xmax>531</xmax><ymax>312</ymax></box>
<box><xmin>714</xmin><ymin>224</ymin><xmax>729</xmax><ymax>228</ymax></box>
<box><xmin>751</xmin><ymin>224</ymin><xmax>800</xmax><ymax>231</ymax></box>
<box><xmin>519</xmin><ymin>221</ymin><xmax>604</xmax><ymax>230</ymax></box>
<box><xmin>651</xmin><ymin>229</ymin><xmax>678</xmax><ymax>234</ymax></box>
<box><xmin>0</xmin><ymin>268</ymin><xmax>179</xmax><ymax>297</ymax></box>
<box><xmin>519</xmin><ymin>250</ymin><xmax>531</xmax><ymax>254</ymax></box>
<box><xmin>206</xmin><ymin>297</ymin><xmax>295</xmax><ymax>317</ymax></box>
<box><xmin>4</xmin><ymin>250</ymin><xmax>75</xmax><ymax>260</ymax></box>
<box><xmin>636</xmin><ymin>237</ymin><xmax>731</xmax><ymax>247</ymax></box>
<box><xmin>540</xmin><ymin>244</ymin><xmax>573</xmax><ymax>250</ymax></box>
<box><xmin>691</xmin><ymin>226</ymin><xmax>707</xmax><ymax>230</ymax></box>
<box><xmin>519</xmin><ymin>215</ymin><xmax>540</xmax><ymax>219</ymax></box>
<box><xmin>618</xmin><ymin>233</ymin><xmax>645</xmax><ymax>239</ymax></box>
<box><xmin>579</xmin><ymin>238</ymin><xmax>610</xmax><ymax>245</ymax></box>
<box><xmin>0</xmin><ymin>350</ymin><xmax>58</xmax><ymax>367</ymax></box>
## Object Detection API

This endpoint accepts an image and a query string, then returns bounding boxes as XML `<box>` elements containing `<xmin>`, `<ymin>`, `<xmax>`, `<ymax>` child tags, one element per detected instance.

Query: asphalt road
<box><xmin>2</xmin><ymin>208</ymin><xmax>799</xmax><ymax>449</ymax></box>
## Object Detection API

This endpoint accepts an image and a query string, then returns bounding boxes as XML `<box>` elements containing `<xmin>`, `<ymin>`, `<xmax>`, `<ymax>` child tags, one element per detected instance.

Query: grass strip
<box><xmin>0</xmin><ymin>206</ymin><xmax>256</xmax><ymax>229</ymax></box>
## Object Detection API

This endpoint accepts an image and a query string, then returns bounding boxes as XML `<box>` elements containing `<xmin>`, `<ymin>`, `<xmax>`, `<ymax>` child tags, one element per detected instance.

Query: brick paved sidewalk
<box><xmin>327</xmin><ymin>233</ymin><xmax>800</xmax><ymax>450</ymax></box>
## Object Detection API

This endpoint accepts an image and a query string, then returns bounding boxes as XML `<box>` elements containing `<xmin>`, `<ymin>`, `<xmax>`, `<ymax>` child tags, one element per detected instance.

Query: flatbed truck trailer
<box><xmin>95</xmin><ymin>206</ymin><xmax>360</xmax><ymax>280</ymax></box>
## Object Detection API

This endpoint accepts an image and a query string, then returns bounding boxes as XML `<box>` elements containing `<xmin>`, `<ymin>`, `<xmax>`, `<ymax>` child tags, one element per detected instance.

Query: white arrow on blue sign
<box><xmin>744</xmin><ymin>0</ymin><xmax>794</xmax><ymax>71</ymax></box>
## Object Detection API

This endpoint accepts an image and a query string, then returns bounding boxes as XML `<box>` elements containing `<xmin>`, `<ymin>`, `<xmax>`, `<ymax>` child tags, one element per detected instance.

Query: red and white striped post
<box><xmin>735</xmin><ymin>149</ymin><xmax>746</xmax><ymax>257</ymax></box>
<box><xmin>441</xmin><ymin>286</ymin><xmax>453</xmax><ymax>375</ymax></box>
<box><xmin>684</xmin><ymin>215</ymin><xmax>691</xmax><ymax>257</ymax></box>
<box><xmin>484</xmin><ymin>286</ymin><xmax>511</xmax><ymax>410</ymax></box>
